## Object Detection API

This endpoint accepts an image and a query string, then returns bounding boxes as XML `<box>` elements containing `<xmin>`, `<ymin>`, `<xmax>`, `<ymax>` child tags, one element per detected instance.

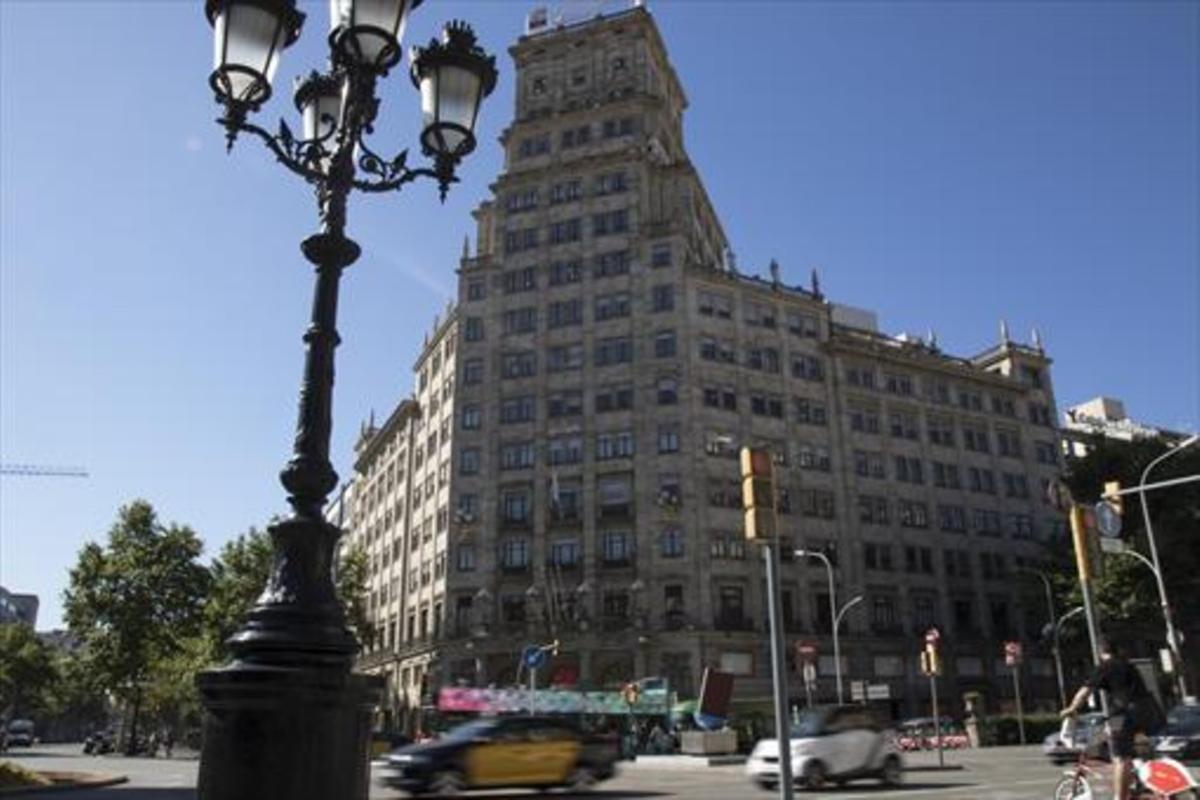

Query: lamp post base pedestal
<box><xmin>196</xmin><ymin>664</ymin><xmax>382</xmax><ymax>800</ymax></box>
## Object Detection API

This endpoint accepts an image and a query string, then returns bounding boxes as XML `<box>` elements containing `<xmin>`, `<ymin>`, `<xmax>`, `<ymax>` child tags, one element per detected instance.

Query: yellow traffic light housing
<box><xmin>740</xmin><ymin>447</ymin><xmax>778</xmax><ymax>541</ymax></box>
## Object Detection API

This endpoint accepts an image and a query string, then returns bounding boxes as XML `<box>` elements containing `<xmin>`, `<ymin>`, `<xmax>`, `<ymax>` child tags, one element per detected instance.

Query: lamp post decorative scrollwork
<box><xmin>197</xmin><ymin>2</ymin><xmax>495</xmax><ymax>798</ymax></box>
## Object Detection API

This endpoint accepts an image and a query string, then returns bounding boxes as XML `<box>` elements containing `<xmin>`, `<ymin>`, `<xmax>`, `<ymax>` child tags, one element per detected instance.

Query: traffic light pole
<box><xmin>929</xmin><ymin>673</ymin><xmax>943</xmax><ymax>767</ymax></box>
<box><xmin>764</xmin><ymin>540</ymin><xmax>795</xmax><ymax>800</ymax></box>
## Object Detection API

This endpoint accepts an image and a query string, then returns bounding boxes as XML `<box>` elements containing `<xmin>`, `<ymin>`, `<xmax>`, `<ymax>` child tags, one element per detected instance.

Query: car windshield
<box><xmin>789</xmin><ymin>710</ymin><xmax>826</xmax><ymax>738</ymax></box>
<box><xmin>441</xmin><ymin>720</ymin><xmax>497</xmax><ymax>741</ymax></box>
<box><xmin>7</xmin><ymin>721</ymin><xmax>33</xmax><ymax>733</ymax></box>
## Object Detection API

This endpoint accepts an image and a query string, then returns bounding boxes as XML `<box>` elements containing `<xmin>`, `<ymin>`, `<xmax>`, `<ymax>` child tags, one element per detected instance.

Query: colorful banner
<box><xmin>437</xmin><ymin>686</ymin><xmax>669</xmax><ymax>715</ymax></box>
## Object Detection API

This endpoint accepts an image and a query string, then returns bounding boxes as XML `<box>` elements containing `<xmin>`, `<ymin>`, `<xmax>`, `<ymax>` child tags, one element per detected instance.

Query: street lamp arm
<box><xmin>351</xmin><ymin>142</ymin><xmax>451</xmax><ymax>198</ymax></box>
<box><xmin>219</xmin><ymin>114</ymin><xmax>331</xmax><ymax>184</ymax></box>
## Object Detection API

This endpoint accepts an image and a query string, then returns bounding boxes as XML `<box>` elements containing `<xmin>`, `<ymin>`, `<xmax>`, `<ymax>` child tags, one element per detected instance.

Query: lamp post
<box><xmin>794</xmin><ymin>549</ymin><xmax>846</xmax><ymax>703</ymax></box>
<box><xmin>1017</xmin><ymin>567</ymin><xmax>1066</xmax><ymax>708</ymax></box>
<box><xmin>198</xmin><ymin>3</ymin><xmax>496</xmax><ymax>799</ymax></box>
<box><xmin>1134</xmin><ymin>434</ymin><xmax>1197</xmax><ymax>701</ymax></box>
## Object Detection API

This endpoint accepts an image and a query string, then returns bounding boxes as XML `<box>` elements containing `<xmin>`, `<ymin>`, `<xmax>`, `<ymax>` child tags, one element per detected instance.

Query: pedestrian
<box><xmin>162</xmin><ymin>728</ymin><xmax>174</xmax><ymax>759</ymax></box>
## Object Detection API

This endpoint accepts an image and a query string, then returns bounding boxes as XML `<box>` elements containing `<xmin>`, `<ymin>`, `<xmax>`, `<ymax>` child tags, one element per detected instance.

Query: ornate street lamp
<box><xmin>199</xmin><ymin>2</ymin><xmax>496</xmax><ymax>799</ymax></box>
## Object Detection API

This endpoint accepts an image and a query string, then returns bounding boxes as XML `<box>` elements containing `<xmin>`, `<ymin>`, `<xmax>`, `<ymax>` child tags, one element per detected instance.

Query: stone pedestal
<box><xmin>196</xmin><ymin>664</ymin><xmax>382</xmax><ymax>800</ymax></box>
<box><xmin>681</xmin><ymin>729</ymin><xmax>738</xmax><ymax>755</ymax></box>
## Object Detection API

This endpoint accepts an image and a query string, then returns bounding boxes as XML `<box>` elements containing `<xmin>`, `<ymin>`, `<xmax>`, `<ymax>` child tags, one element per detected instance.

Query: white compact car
<box><xmin>747</xmin><ymin>705</ymin><xmax>902</xmax><ymax>791</ymax></box>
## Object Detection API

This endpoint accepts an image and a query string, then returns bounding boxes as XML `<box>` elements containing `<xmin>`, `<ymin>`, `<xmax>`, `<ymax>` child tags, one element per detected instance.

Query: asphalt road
<box><xmin>3</xmin><ymin>743</ymin><xmax>1197</xmax><ymax>799</ymax></box>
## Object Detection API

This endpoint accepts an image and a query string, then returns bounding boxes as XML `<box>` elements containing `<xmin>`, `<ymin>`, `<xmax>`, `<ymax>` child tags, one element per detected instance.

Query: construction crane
<box><xmin>0</xmin><ymin>463</ymin><xmax>89</xmax><ymax>478</ymax></box>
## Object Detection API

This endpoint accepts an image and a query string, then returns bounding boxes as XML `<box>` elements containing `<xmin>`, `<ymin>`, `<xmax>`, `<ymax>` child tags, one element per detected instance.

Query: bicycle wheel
<box><xmin>1054</xmin><ymin>774</ymin><xmax>1093</xmax><ymax>800</ymax></box>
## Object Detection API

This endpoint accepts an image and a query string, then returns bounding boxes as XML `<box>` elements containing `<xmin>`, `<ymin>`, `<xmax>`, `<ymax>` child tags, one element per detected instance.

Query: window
<box><xmin>549</xmin><ymin>538</ymin><xmax>580</xmax><ymax>568</ymax></box>
<box><xmin>991</xmin><ymin>394</ymin><xmax>1017</xmax><ymax>417</ymax></box>
<box><xmin>654</xmin><ymin>330</ymin><xmax>677</xmax><ymax>358</ymax></box>
<box><xmin>547</xmin><ymin>435</ymin><xmax>583</xmax><ymax>466</ymax></box>
<box><xmin>871</xmin><ymin>596</ymin><xmax>898</xmax><ymax>631</ymax></box>
<box><xmin>791</xmin><ymin>354</ymin><xmax>824</xmax><ymax>381</ymax></box>
<box><xmin>657</xmin><ymin>377</ymin><xmax>679</xmax><ymax>405</ymax></box>
<box><xmin>1003</xmin><ymin>473</ymin><xmax>1030</xmax><ymax>499</ymax></box>
<box><xmin>601</xmin><ymin>116</ymin><xmax>635</xmax><ymax>138</ymax></box>
<box><xmin>858</xmin><ymin>496</ymin><xmax>889</xmax><ymax>525</ymax></box>
<box><xmin>710</xmin><ymin>532</ymin><xmax>746</xmax><ymax>560</ymax></box>
<box><xmin>931</xmin><ymin>462</ymin><xmax>961</xmax><ymax>489</ymax></box>
<box><xmin>516</xmin><ymin>134</ymin><xmax>550</xmax><ymax>159</ymax></box>
<box><xmin>547</xmin><ymin>299</ymin><xmax>583</xmax><ymax>328</ymax></box>
<box><xmin>597</xmin><ymin>475</ymin><xmax>633</xmax><ymax>517</ymax></box>
<box><xmin>501</xmin><ymin>490</ymin><xmax>531</xmax><ymax>524</ymax></box>
<box><xmin>548</xmin><ymin>217</ymin><xmax>582</xmax><ymax>244</ymax></box>
<box><xmin>548</xmin><ymin>390</ymin><xmax>583</xmax><ymax>419</ymax></box>
<box><xmin>501</xmin><ymin>594</ymin><xmax>526</xmax><ymax>623</ymax></box>
<box><xmin>461</xmin><ymin>405</ymin><xmax>481</xmax><ymax>430</ymax></box>
<box><xmin>602</xmin><ymin>591</ymin><xmax>629</xmax><ymax>620</ymax></box>
<box><xmin>596</xmin><ymin>431</ymin><xmax>635</xmax><ymax>460</ymax></box>
<box><xmin>548</xmin><ymin>259</ymin><xmax>582</xmax><ymax>285</ymax></box>
<box><xmin>787</xmin><ymin>311</ymin><xmax>819</xmax><ymax>338</ymax></box>
<box><xmin>794</xmin><ymin>398</ymin><xmax>828</xmax><ymax>426</ymax></box>
<box><xmin>1034</xmin><ymin>440</ymin><xmax>1058</xmax><ymax>465</ymax></box>
<box><xmin>898</xmin><ymin>499</ymin><xmax>929</xmax><ymax>528</ymax></box>
<box><xmin>592</xmin><ymin>249</ymin><xmax>630</xmax><ymax>278</ymax></box>
<box><xmin>750</xmin><ymin>394</ymin><xmax>784</xmax><ymax>418</ymax></box>
<box><xmin>889</xmin><ymin>410</ymin><xmax>920</xmax><ymax>439</ymax></box>
<box><xmin>595</xmin><ymin>336</ymin><xmax>633</xmax><ymax>366</ymax></box>
<box><xmin>499</xmin><ymin>396</ymin><xmax>535</xmax><ymax>425</ymax></box>
<box><xmin>1008</xmin><ymin>513</ymin><xmax>1035</xmax><ymax>539</ymax></box>
<box><xmin>464</xmin><ymin>317</ymin><xmax>484</xmax><ymax>342</ymax></box>
<box><xmin>853</xmin><ymin>450</ymin><xmax>885</xmax><ymax>478</ymax></box>
<box><xmin>799</xmin><ymin>489</ymin><xmax>836</xmax><ymax>519</ymax></box>
<box><xmin>502</xmin><ymin>351</ymin><xmax>537</xmax><ymax>379</ymax></box>
<box><xmin>548</xmin><ymin>179</ymin><xmax>582</xmax><ymax>205</ymax></box>
<box><xmin>500</xmin><ymin>538</ymin><xmax>529</xmax><ymax>570</ymax></box>
<box><xmin>466</xmin><ymin>279</ymin><xmax>486</xmax><ymax>301</ymax></box>
<box><xmin>864</xmin><ymin>542</ymin><xmax>893</xmax><ymax>571</ymax></box>
<box><xmin>502</xmin><ymin>307</ymin><xmax>537</xmax><ymax>335</ymax></box>
<box><xmin>592</xmin><ymin>209</ymin><xmax>630</xmax><ymax>236</ymax></box>
<box><xmin>503</xmin><ymin>227</ymin><xmax>539</xmax><ymax>254</ymax></box>
<box><xmin>501</xmin><ymin>266</ymin><xmax>538</xmax><ymax>294</ymax></box>
<box><xmin>651</xmin><ymin>242</ymin><xmax>672</xmax><ymax>268</ymax></box>
<box><xmin>894</xmin><ymin>455</ymin><xmax>924</xmax><ymax>484</ymax></box>
<box><xmin>595</xmin><ymin>171</ymin><xmax>627</xmax><ymax>195</ymax></box>
<box><xmin>595</xmin><ymin>384</ymin><xmax>634</xmax><ymax>413</ymax></box>
<box><xmin>560</xmin><ymin>124</ymin><xmax>590</xmax><ymax>148</ymax></box>
<box><xmin>968</xmin><ymin>467</ymin><xmax>996</xmax><ymax>494</ymax></box>
<box><xmin>958</xmin><ymin>389</ymin><xmax>984</xmax><ymax>412</ymax></box>
<box><xmin>963</xmin><ymin>424</ymin><xmax>990</xmax><ymax>453</ymax></box>
<box><xmin>660</xmin><ymin>527</ymin><xmax>685</xmax><ymax>558</ymax></box>
<box><xmin>455</xmin><ymin>543</ymin><xmax>475</xmax><ymax>572</ymax></box>
<box><xmin>601</xmin><ymin>530</ymin><xmax>633</xmax><ymax>564</ymax></box>
<box><xmin>846</xmin><ymin>365</ymin><xmax>876</xmax><ymax>388</ymax></box>
<box><xmin>499</xmin><ymin>441</ymin><xmax>535</xmax><ymax>470</ymax></box>
<box><xmin>657</xmin><ymin>424</ymin><xmax>680</xmax><ymax>453</ymax></box>
<box><xmin>746</xmin><ymin>346</ymin><xmax>781</xmax><ymax>373</ymax></box>
<box><xmin>796</xmin><ymin>444</ymin><xmax>831</xmax><ymax>471</ymax></box>
<box><xmin>884</xmin><ymin>373</ymin><xmax>914</xmax><ymax>396</ymax></box>
<box><xmin>546</xmin><ymin>343</ymin><xmax>584</xmax><ymax>372</ymax></box>
<box><xmin>973</xmin><ymin>508</ymin><xmax>1002</xmax><ymax>536</ymax></box>
<box><xmin>997</xmin><ymin>429</ymin><xmax>1023</xmax><ymax>458</ymax></box>
<box><xmin>503</xmin><ymin>187</ymin><xmax>539</xmax><ymax>215</ymax></box>
<box><xmin>459</xmin><ymin>448</ymin><xmax>480</xmax><ymax>475</ymax></box>
<box><xmin>745</xmin><ymin>301</ymin><xmax>777</xmax><ymax>328</ymax></box>
<box><xmin>940</xmin><ymin>503</ymin><xmax>969</xmax><ymax>534</ymax></box>
<box><xmin>594</xmin><ymin>291</ymin><xmax>632</xmax><ymax>321</ymax></box>
<box><xmin>651</xmin><ymin>284</ymin><xmax>675</xmax><ymax>312</ymax></box>
<box><xmin>928</xmin><ymin>415</ymin><xmax>955</xmax><ymax>446</ymax></box>
<box><xmin>848</xmin><ymin>405</ymin><xmax>880</xmax><ymax>433</ymax></box>
<box><xmin>697</xmin><ymin>290</ymin><xmax>733</xmax><ymax>319</ymax></box>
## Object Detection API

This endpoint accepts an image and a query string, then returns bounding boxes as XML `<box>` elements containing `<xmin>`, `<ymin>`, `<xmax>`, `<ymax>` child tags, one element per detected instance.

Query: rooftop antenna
<box><xmin>1031</xmin><ymin>326</ymin><xmax>1044</xmax><ymax>352</ymax></box>
<box><xmin>769</xmin><ymin>258</ymin><xmax>781</xmax><ymax>288</ymax></box>
<box><xmin>810</xmin><ymin>268</ymin><xmax>822</xmax><ymax>299</ymax></box>
<box><xmin>999</xmin><ymin>318</ymin><xmax>1010</xmax><ymax>344</ymax></box>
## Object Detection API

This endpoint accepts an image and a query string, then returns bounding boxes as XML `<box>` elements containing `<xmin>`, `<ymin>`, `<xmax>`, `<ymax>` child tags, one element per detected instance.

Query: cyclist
<box><xmin>1061</xmin><ymin>637</ymin><xmax>1163</xmax><ymax>800</ymax></box>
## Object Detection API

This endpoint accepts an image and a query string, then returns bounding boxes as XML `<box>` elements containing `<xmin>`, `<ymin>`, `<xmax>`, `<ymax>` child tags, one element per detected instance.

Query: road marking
<box><xmin>829</xmin><ymin>776</ymin><xmax>1058</xmax><ymax>799</ymax></box>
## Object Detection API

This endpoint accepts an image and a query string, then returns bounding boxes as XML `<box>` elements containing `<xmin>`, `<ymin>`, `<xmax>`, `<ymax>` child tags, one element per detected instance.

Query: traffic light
<box><xmin>622</xmin><ymin>682</ymin><xmax>641</xmax><ymax>706</ymax></box>
<box><xmin>1104</xmin><ymin>480</ymin><xmax>1123</xmax><ymax>517</ymax></box>
<box><xmin>740</xmin><ymin>447</ymin><xmax>778</xmax><ymax>541</ymax></box>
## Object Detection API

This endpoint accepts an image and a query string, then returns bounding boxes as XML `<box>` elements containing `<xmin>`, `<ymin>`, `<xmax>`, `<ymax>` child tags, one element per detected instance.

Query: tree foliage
<box><xmin>62</xmin><ymin>500</ymin><xmax>211</xmax><ymax>734</ymax></box>
<box><xmin>1058</xmin><ymin>436</ymin><xmax>1200</xmax><ymax>660</ymax></box>
<box><xmin>0</xmin><ymin>623</ymin><xmax>58</xmax><ymax>718</ymax></box>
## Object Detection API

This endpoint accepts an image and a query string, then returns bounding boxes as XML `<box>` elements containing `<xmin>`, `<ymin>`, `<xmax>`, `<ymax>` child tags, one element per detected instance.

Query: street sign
<box><xmin>1095</xmin><ymin>500</ymin><xmax>1122</xmax><ymax>538</ymax></box>
<box><xmin>924</xmin><ymin>628</ymin><xmax>941</xmax><ymax>647</ymax></box>
<box><xmin>850</xmin><ymin>681</ymin><xmax>866</xmax><ymax>701</ymax></box>
<box><xmin>523</xmin><ymin>645</ymin><xmax>547</xmax><ymax>670</ymax></box>
<box><xmin>802</xmin><ymin>663</ymin><xmax>817</xmax><ymax>685</ymax></box>
<box><xmin>866</xmin><ymin>684</ymin><xmax>891</xmax><ymax>700</ymax></box>
<box><xmin>1004</xmin><ymin>641</ymin><xmax>1023</xmax><ymax>667</ymax></box>
<box><xmin>1100</xmin><ymin>537</ymin><xmax>1126</xmax><ymax>554</ymax></box>
<box><xmin>796</xmin><ymin>641</ymin><xmax>818</xmax><ymax>663</ymax></box>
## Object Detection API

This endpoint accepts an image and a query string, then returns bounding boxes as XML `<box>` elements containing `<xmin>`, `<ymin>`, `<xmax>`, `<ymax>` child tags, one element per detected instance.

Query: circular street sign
<box><xmin>523</xmin><ymin>645</ymin><xmax>547</xmax><ymax>670</ymax></box>
<box><xmin>1094</xmin><ymin>501</ymin><xmax>1122</xmax><ymax>538</ymax></box>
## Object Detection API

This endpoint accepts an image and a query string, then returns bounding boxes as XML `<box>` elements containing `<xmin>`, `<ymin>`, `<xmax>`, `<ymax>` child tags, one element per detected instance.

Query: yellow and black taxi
<box><xmin>382</xmin><ymin>715</ymin><xmax>619</xmax><ymax>796</ymax></box>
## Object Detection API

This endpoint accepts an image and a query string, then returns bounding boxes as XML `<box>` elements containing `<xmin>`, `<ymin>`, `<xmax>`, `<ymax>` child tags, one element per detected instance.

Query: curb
<box><xmin>0</xmin><ymin>773</ymin><xmax>128</xmax><ymax>796</ymax></box>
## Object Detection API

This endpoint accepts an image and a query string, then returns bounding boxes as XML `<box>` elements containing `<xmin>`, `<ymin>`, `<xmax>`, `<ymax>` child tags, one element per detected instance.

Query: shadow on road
<box><xmin>806</xmin><ymin>782</ymin><xmax>978</xmax><ymax>793</ymax></box>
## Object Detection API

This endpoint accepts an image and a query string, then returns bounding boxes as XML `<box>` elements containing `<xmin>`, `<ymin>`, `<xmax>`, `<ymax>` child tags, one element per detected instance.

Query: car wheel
<box><xmin>880</xmin><ymin>755</ymin><xmax>902</xmax><ymax>786</ymax></box>
<box><xmin>428</xmin><ymin>770</ymin><xmax>465</xmax><ymax>798</ymax></box>
<box><xmin>1054</xmin><ymin>774</ymin><xmax>1092</xmax><ymax>800</ymax></box>
<box><xmin>803</xmin><ymin>760</ymin><xmax>827</xmax><ymax>791</ymax></box>
<box><xmin>567</xmin><ymin>765</ymin><xmax>597</xmax><ymax>792</ymax></box>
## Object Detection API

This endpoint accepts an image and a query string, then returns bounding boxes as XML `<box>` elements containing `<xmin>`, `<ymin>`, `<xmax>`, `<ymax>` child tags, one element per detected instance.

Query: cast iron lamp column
<box><xmin>198</xmin><ymin>2</ymin><xmax>495</xmax><ymax>798</ymax></box>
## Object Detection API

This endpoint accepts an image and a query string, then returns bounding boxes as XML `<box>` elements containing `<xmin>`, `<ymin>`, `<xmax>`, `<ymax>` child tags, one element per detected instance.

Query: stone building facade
<box><xmin>341</xmin><ymin>5</ymin><xmax>1069</xmax><ymax>727</ymax></box>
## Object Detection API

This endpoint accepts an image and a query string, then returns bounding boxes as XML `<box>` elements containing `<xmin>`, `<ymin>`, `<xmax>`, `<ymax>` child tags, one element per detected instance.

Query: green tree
<box><xmin>0</xmin><ymin>623</ymin><xmax>58</xmax><ymax>720</ymax></box>
<box><xmin>335</xmin><ymin>542</ymin><xmax>372</xmax><ymax>648</ymax></box>
<box><xmin>1059</xmin><ymin>435</ymin><xmax>1200</xmax><ymax>673</ymax></box>
<box><xmin>63</xmin><ymin>500</ymin><xmax>210</xmax><ymax>752</ymax></box>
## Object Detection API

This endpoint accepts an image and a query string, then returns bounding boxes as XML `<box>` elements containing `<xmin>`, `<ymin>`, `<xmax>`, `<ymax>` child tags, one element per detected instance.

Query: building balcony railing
<box><xmin>500</xmin><ymin>516</ymin><xmax>531</xmax><ymax>530</ymax></box>
<box><xmin>499</xmin><ymin>563</ymin><xmax>531</xmax><ymax>575</ymax></box>
<box><xmin>597</xmin><ymin>503</ymin><xmax>634</xmax><ymax>521</ymax></box>
<box><xmin>599</xmin><ymin>556</ymin><xmax>635</xmax><ymax>569</ymax></box>
<box><xmin>546</xmin><ymin>559</ymin><xmax>580</xmax><ymax>573</ymax></box>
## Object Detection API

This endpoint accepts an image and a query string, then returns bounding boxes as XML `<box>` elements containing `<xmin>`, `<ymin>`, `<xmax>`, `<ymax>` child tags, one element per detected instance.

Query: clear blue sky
<box><xmin>2</xmin><ymin>0</ymin><xmax>1196</xmax><ymax>629</ymax></box>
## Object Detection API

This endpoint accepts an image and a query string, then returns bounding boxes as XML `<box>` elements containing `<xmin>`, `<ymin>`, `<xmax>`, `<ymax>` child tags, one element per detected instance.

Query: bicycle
<box><xmin>1054</xmin><ymin>716</ymin><xmax>1198</xmax><ymax>799</ymax></box>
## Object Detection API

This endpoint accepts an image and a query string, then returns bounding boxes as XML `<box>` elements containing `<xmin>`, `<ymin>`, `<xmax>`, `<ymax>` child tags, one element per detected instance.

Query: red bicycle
<box><xmin>1054</xmin><ymin>717</ymin><xmax>1198</xmax><ymax>800</ymax></box>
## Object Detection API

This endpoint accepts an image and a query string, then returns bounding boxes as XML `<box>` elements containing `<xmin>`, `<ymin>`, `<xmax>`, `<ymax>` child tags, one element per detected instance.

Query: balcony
<box><xmin>500</xmin><ymin>515</ymin><xmax>531</xmax><ymax>531</ymax></box>
<box><xmin>598</xmin><ymin>503</ymin><xmax>634</xmax><ymax>521</ymax></box>
<box><xmin>546</xmin><ymin>559</ymin><xmax>580</xmax><ymax>573</ymax></box>
<box><xmin>499</xmin><ymin>562</ymin><xmax>531</xmax><ymax>576</ymax></box>
<box><xmin>599</xmin><ymin>556</ymin><xmax>634</xmax><ymax>570</ymax></box>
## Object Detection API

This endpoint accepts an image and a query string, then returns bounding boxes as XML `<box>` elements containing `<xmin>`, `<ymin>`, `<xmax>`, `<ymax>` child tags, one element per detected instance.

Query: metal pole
<box><xmin>1019</xmin><ymin>569</ymin><xmax>1065</xmax><ymax>708</ymax></box>
<box><xmin>764</xmin><ymin>543</ymin><xmax>795</xmax><ymax>800</ymax></box>
<box><xmin>826</xmin><ymin>560</ymin><xmax>842</xmax><ymax>705</ymax></box>
<box><xmin>1012</xmin><ymin>664</ymin><xmax>1026</xmax><ymax>745</ymax></box>
<box><xmin>1134</xmin><ymin>436</ymin><xmax>1198</xmax><ymax>702</ymax></box>
<box><xmin>529</xmin><ymin>666</ymin><xmax>536</xmax><ymax>717</ymax></box>
<box><xmin>930</xmin><ymin>674</ymin><xmax>943</xmax><ymax>767</ymax></box>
